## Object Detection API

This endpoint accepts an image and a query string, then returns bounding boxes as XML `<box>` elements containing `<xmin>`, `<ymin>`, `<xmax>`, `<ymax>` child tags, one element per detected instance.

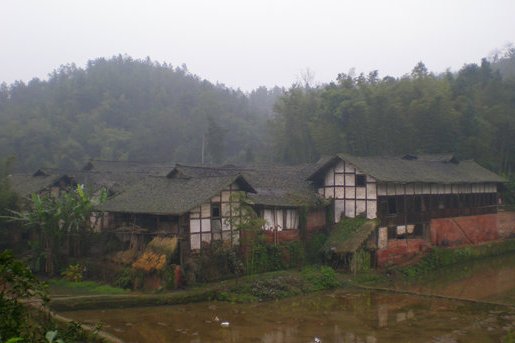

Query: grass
<box><xmin>215</xmin><ymin>265</ymin><xmax>341</xmax><ymax>303</ymax></box>
<box><xmin>353</xmin><ymin>239</ymin><xmax>515</xmax><ymax>287</ymax></box>
<box><xmin>398</xmin><ymin>239</ymin><xmax>515</xmax><ymax>279</ymax></box>
<box><xmin>49</xmin><ymin>266</ymin><xmax>343</xmax><ymax>311</ymax></box>
<box><xmin>48</xmin><ymin>279</ymin><xmax>129</xmax><ymax>296</ymax></box>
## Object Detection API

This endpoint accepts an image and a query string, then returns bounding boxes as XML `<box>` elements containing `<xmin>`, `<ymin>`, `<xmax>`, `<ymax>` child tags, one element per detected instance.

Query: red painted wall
<box><xmin>430</xmin><ymin>214</ymin><xmax>498</xmax><ymax>247</ymax></box>
<box><xmin>376</xmin><ymin>239</ymin><xmax>430</xmax><ymax>267</ymax></box>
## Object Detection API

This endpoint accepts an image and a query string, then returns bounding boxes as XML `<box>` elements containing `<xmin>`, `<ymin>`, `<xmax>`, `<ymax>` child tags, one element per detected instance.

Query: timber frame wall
<box><xmin>189</xmin><ymin>183</ymin><xmax>242</xmax><ymax>250</ymax></box>
<box><xmin>317</xmin><ymin>160</ymin><xmax>377</xmax><ymax>222</ymax></box>
<box><xmin>318</xmin><ymin>158</ymin><xmax>499</xmax><ymax>226</ymax></box>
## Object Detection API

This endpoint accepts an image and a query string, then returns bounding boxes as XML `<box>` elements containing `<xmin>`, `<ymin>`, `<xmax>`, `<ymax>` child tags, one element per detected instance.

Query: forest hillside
<box><xmin>1</xmin><ymin>52</ymin><xmax>515</xmax><ymax>175</ymax></box>
<box><xmin>0</xmin><ymin>56</ymin><xmax>282</xmax><ymax>171</ymax></box>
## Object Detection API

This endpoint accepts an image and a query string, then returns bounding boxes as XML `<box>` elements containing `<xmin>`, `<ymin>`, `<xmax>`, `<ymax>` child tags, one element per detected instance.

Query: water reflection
<box><xmin>64</xmin><ymin>254</ymin><xmax>515</xmax><ymax>343</ymax></box>
<box><xmin>66</xmin><ymin>290</ymin><xmax>514</xmax><ymax>343</ymax></box>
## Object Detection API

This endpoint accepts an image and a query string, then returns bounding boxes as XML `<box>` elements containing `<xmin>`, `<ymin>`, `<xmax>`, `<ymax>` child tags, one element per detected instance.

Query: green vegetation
<box><xmin>8</xmin><ymin>185</ymin><xmax>102</xmax><ymax>276</ymax></box>
<box><xmin>271</xmin><ymin>55</ymin><xmax>515</xmax><ymax>194</ymax></box>
<box><xmin>301</xmin><ymin>265</ymin><xmax>340</xmax><ymax>291</ymax></box>
<box><xmin>184</xmin><ymin>196</ymin><xmax>325</xmax><ymax>285</ymax></box>
<box><xmin>0</xmin><ymin>158</ymin><xmax>18</xmax><ymax>218</ymax></box>
<box><xmin>0</xmin><ymin>250</ymin><xmax>47</xmax><ymax>341</ymax></box>
<box><xmin>0</xmin><ymin>56</ymin><xmax>282</xmax><ymax>172</ymax></box>
<box><xmin>323</xmin><ymin>217</ymin><xmax>375</xmax><ymax>272</ymax></box>
<box><xmin>353</xmin><ymin>239</ymin><xmax>515</xmax><ymax>287</ymax></box>
<box><xmin>61</xmin><ymin>264</ymin><xmax>85</xmax><ymax>282</ymax></box>
<box><xmin>48</xmin><ymin>279</ymin><xmax>128</xmax><ymax>296</ymax></box>
<box><xmin>399</xmin><ymin>239</ymin><xmax>515</xmax><ymax>279</ymax></box>
<box><xmin>0</xmin><ymin>250</ymin><xmax>101</xmax><ymax>342</ymax></box>
<box><xmin>217</xmin><ymin>266</ymin><xmax>340</xmax><ymax>302</ymax></box>
<box><xmin>504</xmin><ymin>330</ymin><xmax>515</xmax><ymax>343</ymax></box>
<box><xmin>324</xmin><ymin>217</ymin><xmax>368</xmax><ymax>250</ymax></box>
<box><xmin>2</xmin><ymin>52</ymin><xmax>515</xmax><ymax>183</ymax></box>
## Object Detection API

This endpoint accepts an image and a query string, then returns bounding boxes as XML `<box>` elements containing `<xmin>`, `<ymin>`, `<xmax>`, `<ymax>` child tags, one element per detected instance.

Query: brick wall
<box><xmin>376</xmin><ymin>239</ymin><xmax>430</xmax><ymax>267</ymax></box>
<box><xmin>262</xmin><ymin>229</ymin><xmax>300</xmax><ymax>244</ymax></box>
<box><xmin>497</xmin><ymin>211</ymin><xmax>515</xmax><ymax>239</ymax></box>
<box><xmin>306</xmin><ymin>208</ymin><xmax>326</xmax><ymax>232</ymax></box>
<box><xmin>430</xmin><ymin>214</ymin><xmax>498</xmax><ymax>247</ymax></box>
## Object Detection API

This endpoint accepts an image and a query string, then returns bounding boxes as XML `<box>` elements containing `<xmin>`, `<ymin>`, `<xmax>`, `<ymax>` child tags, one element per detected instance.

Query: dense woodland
<box><xmin>1</xmin><ymin>52</ymin><xmax>515</xmax><ymax>176</ymax></box>
<box><xmin>0</xmin><ymin>56</ymin><xmax>283</xmax><ymax>171</ymax></box>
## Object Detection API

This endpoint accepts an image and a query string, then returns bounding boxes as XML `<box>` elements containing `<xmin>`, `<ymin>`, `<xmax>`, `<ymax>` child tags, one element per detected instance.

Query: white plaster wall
<box><xmin>335</xmin><ymin>187</ymin><xmax>345</xmax><ymax>199</ymax></box>
<box><xmin>325</xmin><ymin>168</ymin><xmax>335</xmax><ymax>186</ymax></box>
<box><xmin>356</xmin><ymin>187</ymin><xmax>366</xmax><ymax>199</ymax></box>
<box><xmin>367</xmin><ymin>201</ymin><xmax>377</xmax><ymax>219</ymax></box>
<box><xmin>345</xmin><ymin>200</ymin><xmax>355</xmax><ymax>217</ymax></box>
<box><xmin>201</xmin><ymin>204</ymin><xmax>210</xmax><ymax>218</ymax></box>
<box><xmin>335</xmin><ymin>200</ymin><xmax>345</xmax><ymax>223</ymax></box>
<box><xmin>345</xmin><ymin>174</ymin><xmax>355</xmax><ymax>186</ymax></box>
<box><xmin>356</xmin><ymin>200</ymin><xmax>366</xmax><ymax>216</ymax></box>
<box><xmin>367</xmin><ymin>182</ymin><xmax>377</xmax><ymax>199</ymax></box>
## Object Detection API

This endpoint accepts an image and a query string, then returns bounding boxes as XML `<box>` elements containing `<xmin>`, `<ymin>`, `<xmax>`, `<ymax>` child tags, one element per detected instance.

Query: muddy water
<box><xmin>65</xmin><ymin>254</ymin><xmax>515</xmax><ymax>343</ymax></box>
<box><xmin>399</xmin><ymin>253</ymin><xmax>515</xmax><ymax>304</ymax></box>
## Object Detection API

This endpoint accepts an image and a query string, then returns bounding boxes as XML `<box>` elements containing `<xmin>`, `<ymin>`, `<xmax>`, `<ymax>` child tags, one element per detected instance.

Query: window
<box><xmin>387</xmin><ymin>197</ymin><xmax>397</xmax><ymax>215</ymax></box>
<box><xmin>355</xmin><ymin>174</ymin><xmax>366</xmax><ymax>187</ymax></box>
<box><xmin>211</xmin><ymin>203</ymin><xmax>221</xmax><ymax>219</ymax></box>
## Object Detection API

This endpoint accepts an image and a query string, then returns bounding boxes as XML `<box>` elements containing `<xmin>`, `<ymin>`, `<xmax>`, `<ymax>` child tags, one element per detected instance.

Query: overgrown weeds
<box><xmin>217</xmin><ymin>265</ymin><xmax>340</xmax><ymax>302</ymax></box>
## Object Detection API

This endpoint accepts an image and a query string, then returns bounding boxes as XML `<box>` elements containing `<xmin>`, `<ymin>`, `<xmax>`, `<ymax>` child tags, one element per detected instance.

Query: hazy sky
<box><xmin>2</xmin><ymin>0</ymin><xmax>515</xmax><ymax>91</ymax></box>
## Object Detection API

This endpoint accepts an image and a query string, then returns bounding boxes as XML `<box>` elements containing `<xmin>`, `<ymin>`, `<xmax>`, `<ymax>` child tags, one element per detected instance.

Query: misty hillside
<box><xmin>2</xmin><ymin>54</ymin><xmax>515</xmax><ymax>177</ymax></box>
<box><xmin>492</xmin><ymin>49</ymin><xmax>515</xmax><ymax>80</ymax></box>
<box><xmin>0</xmin><ymin>56</ymin><xmax>283</xmax><ymax>171</ymax></box>
<box><xmin>269</xmin><ymin>59</ymin><xmax>515</xmax><ymax>175</ymax></box>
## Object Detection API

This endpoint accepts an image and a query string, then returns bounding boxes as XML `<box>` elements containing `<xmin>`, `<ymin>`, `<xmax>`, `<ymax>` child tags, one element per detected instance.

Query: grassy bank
<box><xmin>50</xmin><ymin>240</ymin><xmax>515</xmax><ymax>311</ymax></box>
<box><xmin>49</xmin><ymin>279</ymin><xmax>129</xmax><ymax>296</ymax></box>
<box><xmin>355</xmin><ymin>239</ymin><xmax>515</xmax><ymax>287</ymax></box>
<box><xmin>50</xmin><ymin>266</ymin><xmax>342</xmax><ymax>311</ymax></box>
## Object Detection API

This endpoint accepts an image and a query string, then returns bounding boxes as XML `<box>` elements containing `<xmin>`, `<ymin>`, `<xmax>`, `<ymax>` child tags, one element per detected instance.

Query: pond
<box><xmin>64</xmin><ymin>254</ymin><xmax>515</xmax><ymax>343</ymax></box>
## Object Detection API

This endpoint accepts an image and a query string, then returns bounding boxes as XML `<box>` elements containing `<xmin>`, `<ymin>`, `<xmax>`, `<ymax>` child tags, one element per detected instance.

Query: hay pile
<box><xmin>132</xmin><ymin>236</ymin><xmax>178</xmax><ymax>273</ymax></box>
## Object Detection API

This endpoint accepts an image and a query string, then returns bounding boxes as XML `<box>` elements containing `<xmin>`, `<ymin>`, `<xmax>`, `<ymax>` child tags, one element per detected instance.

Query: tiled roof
<box><xmin>8</xmin><ymin>174</ymin><xmax>73</xmax><ymax>197</ymax></box>
<box><xmin>97</xmin><ymin>174</ymin><xmax>256</xmax><ymax>215</ymax></box>
<box><xmin>309</xmin><ymin>153</ymin><xmax>505</xmax><ymax>184</ymax></box>
<box><xmin>169</xmin><ymin>164</ymin><xmax>322</xmax><ymax>207</ymax></box>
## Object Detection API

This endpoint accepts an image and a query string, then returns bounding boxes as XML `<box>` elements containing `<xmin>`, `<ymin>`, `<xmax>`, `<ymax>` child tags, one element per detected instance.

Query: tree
<box><xmin>0</xmin><ymin>157</ymin><xmax>18</xmax><ymax>218</ymax></box>
<box><xmin>205</xmin><ymin>116</ymin><xmax>226</xmax><ymax>164</ymax></box>
<box><xmin>0</xmin><ymin>250</ymin><xmax>47</xmax><ymax>341</ymax></box>
<box><xmin>9</xmin><ymin>186</ymin><xmax>102</xmax><ymax>276</ymax></box>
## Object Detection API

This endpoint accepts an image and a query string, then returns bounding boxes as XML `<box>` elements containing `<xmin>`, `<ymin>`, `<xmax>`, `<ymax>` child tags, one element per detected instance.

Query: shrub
<box><xmin>0</xmin><ymin>250</ymin><xmax>47</xmax><ymax>341</ymax></box>
<box><xmin>185</xmin><ymin>240</ymin><xmax>244</xmax><ymax>284</ymax></box>
<box><xmin>113</xmin><ymin>267</ymin><xmax>134</xmax><ymax>289</ymax></box>
<box><xmin>301</xmin><ymin>265</ymin><xmax>339</xmax><ymax>291</ymax></box>
<box><xmin>304</xmin><ymin>232</ymin><xmax>327</xmax><ymax>264</ymax></box>
<box><xmin>61</xmin><ymin>264</ymin><xmax>85</xmax><ymax>282</ymax></box>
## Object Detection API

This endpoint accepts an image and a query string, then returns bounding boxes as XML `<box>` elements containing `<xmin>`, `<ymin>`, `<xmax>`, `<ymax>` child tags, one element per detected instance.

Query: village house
<box><xmin>8</xmin><ymin>154</ymin><xmax>512</xmax><ymax>268</ymax></box>
<box><xmin>308</xmin><ymin>153</ymin><xmax>507</xmax><ymax>266</ymax></box>
<box><xmin>167</xmin><ymin>164</ymin><xmax>328</xmax><ymax>243</ymax></box>
<box><xmin>8</xmin><ymin>168</ymin><xmax>76</xmax><ymax>200</ymax></box>
<box><xmin>95</xmin><ymin>173</ymin><xmax>256</xmax><ymax>262</ymax></box>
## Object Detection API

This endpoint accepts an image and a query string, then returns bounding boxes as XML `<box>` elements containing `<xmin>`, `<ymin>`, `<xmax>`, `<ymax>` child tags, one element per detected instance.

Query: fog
<box><xmin>2</xmin><ymin>0</ymin><xmax>515</xmax><ymax>90</ymax></box>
